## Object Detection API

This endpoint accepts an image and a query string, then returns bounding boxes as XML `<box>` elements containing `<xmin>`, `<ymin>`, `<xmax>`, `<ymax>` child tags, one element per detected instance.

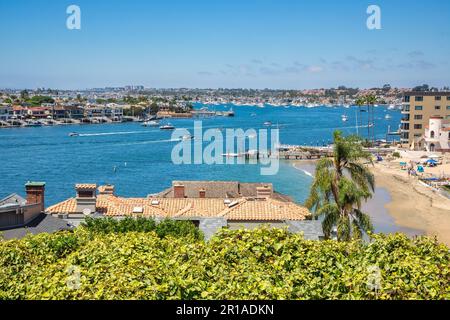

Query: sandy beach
<box><xmin>292</xmin><ymin>159</ymin><xmax>450</xmax><ymax>246</ymax></box>
<box><xmin>372</xmin><ymin>162</ymin><xmax>450</xmax><ymax>246</ymax></box>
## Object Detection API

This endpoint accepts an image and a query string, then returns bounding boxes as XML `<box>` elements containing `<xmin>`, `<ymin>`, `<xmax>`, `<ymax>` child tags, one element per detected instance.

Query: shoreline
<box><xmin>291</xmin><ymin>159</ymin><xmax>450</xmax><ymax>246</ymax></box>
<box><xmin>372</xmin><ymin>163</ymin><xmax>450</xmax><ymax>246</ymax></box>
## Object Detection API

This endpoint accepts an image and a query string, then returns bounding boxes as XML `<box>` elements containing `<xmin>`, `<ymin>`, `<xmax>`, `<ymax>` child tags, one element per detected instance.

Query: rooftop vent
<box><xmin>151</xmin><ymin>200</ymin><xmax>160</xmax><ymax>206</ymax></box>
<box><xmin>224</xmin><ymin>199</ymin><xmax>232</xmax><ymax>205</ymax></box>
<box><xmin>133</xmin><ymin>207</ymin><xmax>144</xmax><ymax>214</ymax></box>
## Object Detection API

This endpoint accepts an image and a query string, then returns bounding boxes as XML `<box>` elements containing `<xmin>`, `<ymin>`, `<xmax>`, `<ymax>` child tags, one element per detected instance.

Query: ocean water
<box><xmin>0</xmin><ymin>104</ymin><xmax>409</xmax><ymax>233</ymax></box>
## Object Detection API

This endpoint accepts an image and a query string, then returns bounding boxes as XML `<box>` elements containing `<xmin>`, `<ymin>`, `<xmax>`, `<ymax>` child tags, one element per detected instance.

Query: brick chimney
<box><xmin>199</xmin><ymin>188</ymin><xmax>206</xmax><ymax>198</ymax></box>
<box><xmin>25</xmin><ymin>182</ymin><xmax>46</xmax><ymax>212</ymax></box>
<box><xmin>174</xmin><ymin>184</ymin><xmax>185</xmax><ymax>198</ymax></box>
<box><xmin>256</xmin><ymin>185</ymin><xmax>272</xmax><ymax>199</ymax></box>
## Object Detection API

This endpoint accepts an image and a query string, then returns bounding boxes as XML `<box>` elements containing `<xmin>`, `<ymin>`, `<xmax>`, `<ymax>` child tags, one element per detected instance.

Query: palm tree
<box><xmin>365</xmin><ymin>94</ymin><xmax>378</xmax><ymax>146</ymax></box>
<box><xmin>355</xmin><ymin>97</ymin><xmax>366</xmax><ymax>136</ymax></box>
<box><xmin>305</xmin><ymin>131</ymin><xmax>375</xmax><ymax>241</ymax></box>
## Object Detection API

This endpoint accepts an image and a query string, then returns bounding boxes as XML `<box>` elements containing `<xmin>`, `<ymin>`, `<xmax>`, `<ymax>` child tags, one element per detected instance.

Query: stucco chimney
<box><xmin>25</xmin><ymin>182</ymin><xmax>45</xmax><ymax>212</ymax></box>
<box><xmin>174</xmin><ymin>184</ymin><xmax>185</xmax><ymax>198</ymax></box>
<box><xmin>199</xmin><ymin>188</ymin><xmax>206</xmax><ymax>198</ymax></box>
<box><xmin>256</xmin><ymin>185</ymin><xmax>272</xmax><ymax>199</ymax></box>
<box><xmin>75</xmin><ymin>184</ymin><xmax>97</xmax><ymax>214</ymax></box>
<box><xmin>98</xmin><ymin>184</ymin><xmax>115</xmax><ymax>195</ymax></box>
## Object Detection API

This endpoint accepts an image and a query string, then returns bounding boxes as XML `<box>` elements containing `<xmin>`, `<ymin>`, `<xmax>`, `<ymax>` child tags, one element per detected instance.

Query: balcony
<box><xmin>401</xmin><ymin>116</ymin><xmax>410</xmax><ymax>123</ymax></box>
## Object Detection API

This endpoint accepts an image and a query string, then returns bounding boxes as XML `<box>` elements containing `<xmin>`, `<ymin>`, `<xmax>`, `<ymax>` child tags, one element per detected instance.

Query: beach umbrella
<box><xmin>426</xmin><ymin>159</ymin><xmax>437</xmax><ymax>164</ymax></box>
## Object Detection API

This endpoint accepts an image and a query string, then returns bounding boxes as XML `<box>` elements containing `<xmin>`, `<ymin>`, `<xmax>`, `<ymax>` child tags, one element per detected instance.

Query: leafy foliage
<box><xmin>0</xmin><ymin>228</ymin><xmax>448</xmax><ymax>300</ymax></box>
<box><xmin>306</xmin><ymin>131</ymin><xmax>375</xmax><ymax>241</ymax></box>
<box><xmin>81</xmin><ymin>217</ymin><xmax>203</xmax><ymax>240</ymax></box>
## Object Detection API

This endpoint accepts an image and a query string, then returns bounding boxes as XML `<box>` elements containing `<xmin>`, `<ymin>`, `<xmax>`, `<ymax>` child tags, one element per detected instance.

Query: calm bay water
<box><xmin>1</xmin><ymin>104</ymin><xmax>412</xmax><ymax>234</ymax></box>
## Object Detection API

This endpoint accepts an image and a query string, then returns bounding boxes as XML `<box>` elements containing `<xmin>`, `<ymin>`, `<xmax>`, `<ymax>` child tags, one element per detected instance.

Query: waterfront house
<box><xmin>26</xmin><ymin>106</ymin><xmax>51</xmax><ymax>119</ymax></box>
<box><xmin>415</xmin><ymin>116</ymin><xmax>450</xmax><ymax>152</ymax></box>
<box><xmin>0</xmin><ymin>105</ymin><xmax>13</xmax><ymax>121</ymax></box>
<box><xmin>12</xmin><ymin>106</ymin><xmax>27</xmax><ymax>119</ymax></box>
<box><xmin>84</xmin><ymin>105</ymin><xmax>105</xmax><ymax>119</ymax></box>
<box><xmin>46</xmin><ymin>182</ymin><xmax>323</xmax><ymax>240</ymax></box>
<box><xmin>105</xmin><ymin>103</ymin><xmax>124</xmax><ymax>121</ymax></box>
<box><xmin>0</xmin><ymin>182</ymin><xmax>72</xmax><ymax>239</ymax></box>
<box><xmin>52</xmin><ymin>105</ymin><xmax>85</xmax><ymax>120</ymax></box>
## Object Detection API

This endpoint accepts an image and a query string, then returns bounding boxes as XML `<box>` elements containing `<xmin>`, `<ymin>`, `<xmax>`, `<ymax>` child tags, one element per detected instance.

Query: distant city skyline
<box><xmin>1</xmin><ymin>0</ymin><xmax>449</xmax><ymax>89</ymax></box>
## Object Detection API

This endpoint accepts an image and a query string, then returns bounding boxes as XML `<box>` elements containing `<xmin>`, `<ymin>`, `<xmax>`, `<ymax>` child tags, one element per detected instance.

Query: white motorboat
<box><xmin>69</xmin><ymin>132</ymin><xmax>79</xmax><ymax>137</ymax></box>
<box><xmin>222</xmin><ymin>153</ymin><xmax>240</xmax><ymax>158</ymax></box>
<box><xmin>263</xmin><ymin>121</ymin><xmax>272</xmax><ymax>126</ymax></box>
<box><xmin>160</xmin><ymin>123</ymin><xmax>175</xmax><ymax>130</ymax></box>
<box><xmin>341</xmin><ymin>115</ymin><xmax>348</xmax><ymax>122</ymax></box>
<box><xmin>142</xmin><ymin>120</ymin><xmax>159</xmax><ymax>127</ymax></box>
<box><xmin>182</xmin><ymin>134</ymin><xmax>194</xmax><ymax>141</ymax></box>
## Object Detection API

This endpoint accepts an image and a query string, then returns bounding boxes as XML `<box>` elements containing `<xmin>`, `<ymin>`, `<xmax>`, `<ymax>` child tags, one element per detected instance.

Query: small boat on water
<box><xmin>224</xmin><ymin>108</ymin><xmax>235</xmax><ymax>117</ymax></box>
<box><xmin>385</xmin><ymin>114</ymin><xmax>392</xmax><ymax>120</ymax></box>
<box><xmin>23</xmin><ymin>121</ymin><xmax>42</xmax><ymax>127</ymax></box>
<box><xmin>69</xmin><ymin>132</ymin><xmax>79</xmax><ymax>137</ymax></box>
<box><xmin>341</xmin><ymin>115</ymin><xmax>348</xmax><ymax>122</ymax></box>
<box><xmin>142</xmin><ymin>120</ymin><xmax>159</xmax><ymax>127</ymax></box>
<box><xmin>160</xmin><ymin>123</ymin><xmax>175</xmax><ymax>130</ymax></box>
<box><xmin>263</xmin><ymin>121</ymin><xmax>272</xmax><ymax>126</ymax></box>
<box><xmin>222</xmin><ymin>153</ymin><xmax>240</xmax><ymax>158</ymax></box>
<box><xmin>182</xmin><ymin>134</ymin><xmax>194</xmax><ymax>141</ymax></box>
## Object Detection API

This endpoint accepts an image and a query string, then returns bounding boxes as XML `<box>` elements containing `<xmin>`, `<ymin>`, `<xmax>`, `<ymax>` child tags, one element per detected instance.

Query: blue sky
<box><xmin>0</xmin><ymin>0</ymin><xmax>449</xmax><ymax>89</ymax></box>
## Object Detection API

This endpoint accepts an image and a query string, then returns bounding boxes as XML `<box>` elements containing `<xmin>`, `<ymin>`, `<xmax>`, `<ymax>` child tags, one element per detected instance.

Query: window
<box><xmin>414</xmin><ymin>124</ymin><xmax>422</xmax><ymax>129</ymax></box>
<box><xmin>403</xmin><ymin>105</ymin><xmax>410</xmax><ymax>112</ymax></box>
<box><xmin>404</xmin><ymin>96</ymin><xmax>410</xmax><ymax>103</ymax></box>
<box><xmin>435</xmin><ymin>106</ymin><xmax>441</xmax><ymax>110</ymax></box>
<box><xmin>415</xmin><ymin>106</ymin><xmax>423</xmax><ymax>111</ymax></box>
<box><xmin>447</xmin><ymin>106</ymin><xmax>450</xmax><ymax>110</ymax></box>
<box><xmin>447</xmin><ymin>96</ymin><xmax>450</xmax><ymax>101</ymax></box>
<box><xmin>415</xmin><ymin>96</ymin><xmax>423</xmax><ymax>102</ymax></box>
<box><xmin>430</xmin><ymin>131</ymin><xmax>435</xmax><ymax>138</ymax></box>
<box><xmin>414</xmin><ymin>134</ymin><xmax>422</xmax><ymax>138</ymax></box>
<box><xmin>414</xmin><ymin>115</ymin><xmax>423</xmax><ymax>120</ymax></box>
<box><xmin>435</xmin><ymin>96</ymin><xmax>441</xmax><ymax>101</ymax></box>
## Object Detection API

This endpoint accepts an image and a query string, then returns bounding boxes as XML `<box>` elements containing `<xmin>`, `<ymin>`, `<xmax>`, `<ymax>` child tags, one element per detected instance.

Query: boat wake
<box><xmin>78</xmin><ymin>130</ymin><xmax>150</xmax><ymax>137</ymax></box>
<box><xmin>292</xmin><ymin>164</ymin><xmax>314</xmax><ymax>178</ymax></box>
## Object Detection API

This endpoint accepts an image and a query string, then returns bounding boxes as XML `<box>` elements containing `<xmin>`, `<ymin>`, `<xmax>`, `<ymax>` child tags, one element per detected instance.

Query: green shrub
<box><xmin>0</xmin><ymin>228</ymin><xmax>448</xmax><ymax>300</ymax></box>
<box><xmin>81</xmin><ymin>217</ymin><xmax>202</xmax><ymax>240</ymax></box>
<box><xmin>392</xmin><ymin>152</ymin><xmax>401</xmax><ymax>158</ymax></box>
<box><xmin>155</xmin><ymin>219</ymin><xmax>203</xmax><ymax>241</ymax></box>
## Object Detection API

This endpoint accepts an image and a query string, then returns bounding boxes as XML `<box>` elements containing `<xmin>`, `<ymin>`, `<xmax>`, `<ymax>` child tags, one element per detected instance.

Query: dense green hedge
<box><xmin>81</xmin><ymin>217</ymin><xmax>203</xmax><ymax>240</ymax></box>
<box><xmin>0</xmin><ymin>228</ymin><xmax>448</xmax><ymax>300</ymax></box>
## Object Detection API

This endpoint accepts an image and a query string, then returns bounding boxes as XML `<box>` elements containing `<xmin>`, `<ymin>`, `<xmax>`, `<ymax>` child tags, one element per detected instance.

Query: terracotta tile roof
<box><xmin>75</xmin><ymin>184</ymin><xmax>97</xmax><ymax>190</ymax></box>
<box><xmin>46</xmin><ymin>195</ymin><xmax>311</xmax><ymax>221</ymax></box>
